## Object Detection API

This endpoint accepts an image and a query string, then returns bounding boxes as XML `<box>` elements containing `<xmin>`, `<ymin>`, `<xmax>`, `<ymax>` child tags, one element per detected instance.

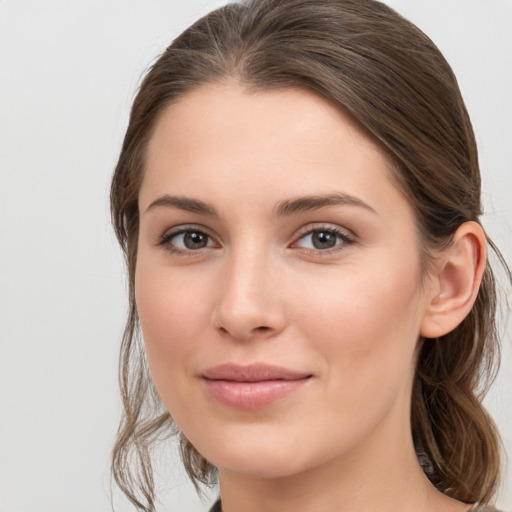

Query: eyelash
<box><xmin>157</xmin><ymin>224</ymin><xmax>356</xmax><ymax>256</ymax></box>
<box><xmin>292</xmin><ymin>224</ymin><xmax>356</xmax><ymax>255</ymax></box>
<box><xmin>157</xmin><ymin>226</ymin><xmax>216</xmax><ymax>255</ymax></box>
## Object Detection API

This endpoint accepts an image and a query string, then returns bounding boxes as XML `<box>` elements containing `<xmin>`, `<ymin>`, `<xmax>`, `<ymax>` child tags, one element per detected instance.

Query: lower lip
<box><xmin>202</xmin><ymin>378</ymin><xmax>311</xmax><ymax>410</ymax></box>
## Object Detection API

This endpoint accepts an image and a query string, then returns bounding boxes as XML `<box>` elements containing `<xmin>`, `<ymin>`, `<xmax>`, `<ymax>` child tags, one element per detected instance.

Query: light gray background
<box><xmin>1</xmin><ymin>1</ymin><xmax>511</xmax><ymax>511</ymax></box>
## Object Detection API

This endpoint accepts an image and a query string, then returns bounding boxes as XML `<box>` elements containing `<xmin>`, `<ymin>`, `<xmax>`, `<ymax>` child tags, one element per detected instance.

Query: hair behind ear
<box><xmin>412</xmin><ymin>254</ymin><xmax>503</xmax><ymax>503</ymax></box>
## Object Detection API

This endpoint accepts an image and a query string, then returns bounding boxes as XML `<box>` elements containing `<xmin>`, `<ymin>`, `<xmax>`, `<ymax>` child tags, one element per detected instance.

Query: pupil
<box><xmin>312</xmin><ymin>231</ymin><xmax>336</xmax><ymax>249</ymax></box>
<box><xmin>184</xmin><ymin>232</ymin><xmax>207</xmax><ymax>249</ymax></box>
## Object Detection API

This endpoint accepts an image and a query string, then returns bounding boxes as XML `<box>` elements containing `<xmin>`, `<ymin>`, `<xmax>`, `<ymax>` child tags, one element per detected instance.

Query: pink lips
<box><xmin>201</xmin><ymin>363</ymin><xmax>312</xmax><ymax>410</ymax></box>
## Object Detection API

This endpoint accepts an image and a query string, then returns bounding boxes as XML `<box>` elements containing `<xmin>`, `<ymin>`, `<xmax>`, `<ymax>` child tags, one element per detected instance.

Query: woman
<box><xmin>110</xmin><ymin>0</ymin><xmax>510</xmax><ymax>511</ymax></box>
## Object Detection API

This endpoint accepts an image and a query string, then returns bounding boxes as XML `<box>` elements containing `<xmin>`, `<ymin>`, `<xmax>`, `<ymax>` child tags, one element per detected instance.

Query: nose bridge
<box><xmin>212</xmin><ymin>240</ymin><xmax>285</xmax><ymax>341</ymax></box>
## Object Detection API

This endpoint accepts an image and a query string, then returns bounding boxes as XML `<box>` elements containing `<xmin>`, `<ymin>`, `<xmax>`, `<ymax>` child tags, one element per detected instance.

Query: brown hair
<box><xmin>110</xmin><ymin>0</ymin><xmax>510</xmax><ymax>510</ymax></box>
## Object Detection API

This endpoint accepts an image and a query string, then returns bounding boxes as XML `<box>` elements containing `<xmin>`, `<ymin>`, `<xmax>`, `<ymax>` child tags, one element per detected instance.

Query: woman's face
<box><xmin>136</xmin><ymin>84</ymin><xmax>436</xmax><ymax>479</ymax></box>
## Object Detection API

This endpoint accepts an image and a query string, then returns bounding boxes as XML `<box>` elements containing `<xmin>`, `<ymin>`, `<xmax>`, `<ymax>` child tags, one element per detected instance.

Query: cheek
<box><xmin>134</xmin><ymin>263</ymin><xmax>211</xmax><ymax>393</ymax></box>
<box><xmin>135</xmin><ymin>265</ymin><xmax>221</xmax><ymax>431</ymax></box>
<box><xmin>293</xmin><ymin>254</ymin><xmax>424</xmax><ymax>386</ymax></box>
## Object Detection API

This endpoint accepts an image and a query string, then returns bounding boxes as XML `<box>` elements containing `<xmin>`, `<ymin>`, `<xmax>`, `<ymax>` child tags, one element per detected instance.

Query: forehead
<box><xmin>140</xmin><ymin>83</ymin><xmax>410</xmax><ymax>223</ymax></box>
<box><xmin>147</xmin><ymin>83</ymin><xmax>384</xmax><ymax>165</ymax></box>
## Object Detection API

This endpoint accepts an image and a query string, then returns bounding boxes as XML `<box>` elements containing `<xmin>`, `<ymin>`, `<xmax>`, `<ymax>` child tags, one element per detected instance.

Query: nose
<box><xmin>211</xmin><ymin>248</ymin><xmax>287</xmax><ymax>342</ymax></box>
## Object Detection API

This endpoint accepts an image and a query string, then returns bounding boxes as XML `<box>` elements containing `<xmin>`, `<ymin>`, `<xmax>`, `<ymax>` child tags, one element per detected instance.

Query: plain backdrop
<box><xmin>0</xmin><ymin>1</ymin><xmax>511</xmax><ymax>511</ymax></box>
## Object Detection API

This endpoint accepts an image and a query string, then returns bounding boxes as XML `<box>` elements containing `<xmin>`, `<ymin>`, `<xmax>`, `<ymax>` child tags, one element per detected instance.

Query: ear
<box><xmin>420</xmin><ymin>221</ymin><xmax>487</xmax><ymax>339</ymax></box>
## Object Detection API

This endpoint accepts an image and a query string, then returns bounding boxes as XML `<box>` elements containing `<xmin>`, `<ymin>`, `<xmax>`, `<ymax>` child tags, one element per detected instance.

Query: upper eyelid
<box><xmin>161</xmin><ymin>223</ymin><xmax>352</xmax><ymax>236</ymax></box>
<box><xmin>293</xmin><ymin>222</ymin><xmax>355</xmax><ymax>239</ymax></box>
<box><xmin>162</xmin><ymin>224</ymin><xmax>215</xmax><ymax>238</ymax></box>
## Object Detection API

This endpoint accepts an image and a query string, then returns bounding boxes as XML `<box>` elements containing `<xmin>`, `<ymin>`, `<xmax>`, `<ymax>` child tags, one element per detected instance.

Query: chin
<box><xmin>214</xmin><ymin>451</ymin><xmax>310</xmax><ymax>480</ymax></box>
<box><xmin>188</xmin><ymin>419</ymin><xmax>357</xmax><ymax>483</ymax></box>
<box><xmin>185</xmin><ymin>422</ymin><xmax>307</xmax><ymax>478</ymax></box>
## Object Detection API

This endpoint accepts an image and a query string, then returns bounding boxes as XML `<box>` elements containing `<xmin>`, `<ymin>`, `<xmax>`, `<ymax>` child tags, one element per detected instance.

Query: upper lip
<box><xmin>202</xmin><ymin>363</ymin><xmax>312</xmax><ymax>382</ymax></box>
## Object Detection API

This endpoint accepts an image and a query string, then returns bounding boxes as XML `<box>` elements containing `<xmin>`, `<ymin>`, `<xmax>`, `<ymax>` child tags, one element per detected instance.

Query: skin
<box><xmin>136</xmin><ymin>84</ymin><xmax>483</xmax><ymax>512</ymax></box>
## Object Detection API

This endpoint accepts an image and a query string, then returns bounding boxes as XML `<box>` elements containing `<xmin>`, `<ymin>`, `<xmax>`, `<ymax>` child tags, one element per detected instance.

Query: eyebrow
<box><xmin>145</xmin><ymin>195</ymin><xmax>219</xmax><ymax>216</ymax></box>
<box><xmin>274</xmin><ymin>193</ymin><xmax>377</xmax><ymax>217</ymax></box>
<box><xmin>144</xmin><ymin>192</ymin><xmax>377</xmax><ymax>217</ymax></box>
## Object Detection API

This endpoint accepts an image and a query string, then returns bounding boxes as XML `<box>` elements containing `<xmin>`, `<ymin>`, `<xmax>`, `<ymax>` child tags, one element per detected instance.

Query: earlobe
<box><xmin>420</xmin><ymin>221</ymin><xmax>487</xmax><ymax>339</ymax></box>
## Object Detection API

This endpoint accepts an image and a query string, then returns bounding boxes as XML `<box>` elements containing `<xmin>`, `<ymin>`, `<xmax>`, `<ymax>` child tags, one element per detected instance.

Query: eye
<box><xmin>293</xmin><ymin>226</ymin><xmax>355</xmax><ymax>252</ymax></box>
<box><xmin>159</xmin><ymin>227</ymin><xmax>217</xmax><ymax>253</ymax></box>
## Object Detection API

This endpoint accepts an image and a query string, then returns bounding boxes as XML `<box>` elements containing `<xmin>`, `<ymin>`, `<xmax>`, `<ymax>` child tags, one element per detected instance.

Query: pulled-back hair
<box><xmin>110</xmin><ymin>0</ymin><xmax>510</xmax><ymax>510</ymax></box>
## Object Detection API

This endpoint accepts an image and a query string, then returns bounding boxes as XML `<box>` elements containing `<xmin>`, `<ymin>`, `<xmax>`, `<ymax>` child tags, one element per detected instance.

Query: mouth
<box><xmin>201</xmin><ymin>363</ymin><xmax>313</xmax><ymax>410</ymax></box>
